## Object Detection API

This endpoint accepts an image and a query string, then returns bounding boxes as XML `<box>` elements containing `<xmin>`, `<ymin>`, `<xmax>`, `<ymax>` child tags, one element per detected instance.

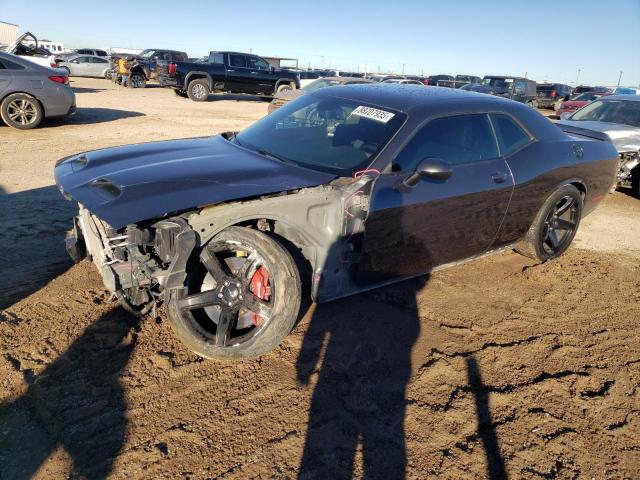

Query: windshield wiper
<box><xmin>255</xmin><ymin>148</ymin><xmax>298</xmax><ymax>166</ymax></box>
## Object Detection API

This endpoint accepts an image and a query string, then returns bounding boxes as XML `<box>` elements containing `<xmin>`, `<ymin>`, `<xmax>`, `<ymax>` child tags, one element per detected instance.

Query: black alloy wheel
<box><xmin>515</xmin><ymin>184</ymin><xmax>583</xmax><ymax>261</ymax></box>
<box><xmin>539</xmin><ymin>194</ymin><xmax>579</xmax><ymax>256</ymax></box>
<box><xmin>167</xmin><ymin>227</ymin><xmax>301</xmax><ymax>359</ymax></box>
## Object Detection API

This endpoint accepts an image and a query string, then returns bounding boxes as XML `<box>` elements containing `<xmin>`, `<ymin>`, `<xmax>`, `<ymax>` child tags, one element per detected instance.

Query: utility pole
<box><xmin>401</xmin><ymin>63</ymin><xmax>405</xmax><ymax>75</ymax></box>
<box><xmin>321</xmin><ymin>56</ymin><xmax>324</xmax><ymax>68</ymax></box>
<box><xmin>575</xmin><ymin>68</ymin><xmax>581</xmax><ymax>86</ymax></box>
<box><xmin>616</xmin><ymin>70</ymin><xmax>623</xmax><ymax>88</ymax></box>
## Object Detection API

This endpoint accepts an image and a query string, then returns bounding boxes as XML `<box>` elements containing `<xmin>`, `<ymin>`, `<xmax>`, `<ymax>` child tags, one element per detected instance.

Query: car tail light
<box><xmin>49</xmin><ymin>75</ymin><xmax>69</xmax><ymax>85</ymax></box>
<box><xmin>50</xmin><ymin>60</ymin><xmax>57</xmax><ymax>68</ymax></box>
<box><xmin>168</xmin><ymin>63</ymin><xmax>176</xmax><ymax>75</ymax></box>
<box><xmin>551</xmin><ymin>91</ymin><xmax>557</xmax><ymax>98</ymax></box>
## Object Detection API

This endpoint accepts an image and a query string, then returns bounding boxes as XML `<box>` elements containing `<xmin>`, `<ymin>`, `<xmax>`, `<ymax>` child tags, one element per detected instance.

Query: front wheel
<box><xmin>276</xmin><ymin>83</ymin><xmax>293</xmax><ymax>94</ymax></box>
<box><xmin>167</xmin><ymin>226</ymin><xmax>301</xmax><ymax>360</ymax></box>
<box><xmin>515</xmin><ymin>185</ymin><xmax>583</xmax><ymax>261</ymax></box>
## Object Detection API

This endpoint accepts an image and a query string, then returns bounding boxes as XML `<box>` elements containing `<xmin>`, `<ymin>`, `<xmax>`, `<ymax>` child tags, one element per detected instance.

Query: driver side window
<box><xmin>247</xmin><ymin>56</ymin><xmax>270</xmax><ymax>70</ymax></box>
<box><xmin>392</xmin><ymin>114</ymin><xmax>499</xmax><ymax>172</ymax></box>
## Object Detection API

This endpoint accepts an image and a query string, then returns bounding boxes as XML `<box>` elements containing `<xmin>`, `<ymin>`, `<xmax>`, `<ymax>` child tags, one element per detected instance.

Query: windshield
<box><xmin>302</xmin><ymin>79</ymin><xmax>342</xmax><ymax>92</ymax></box>
<box><xmin>481</xmin><ymin>77</ymin><xmax>513</xmax><ymax>89</ymax></box>
<box><xmin>138</xmin><ymin>49</ymin><xmax>156</xmax><ymax>59</ymax></box>
<box><xmin>570</xmin><ymin>99</ymin><xmax>640</xmax><ymax>127</ymax></box>
<box><xmin>233</xmin><ymin>94</ymin><xmax>406</xmax><ymax>175</ymax></box>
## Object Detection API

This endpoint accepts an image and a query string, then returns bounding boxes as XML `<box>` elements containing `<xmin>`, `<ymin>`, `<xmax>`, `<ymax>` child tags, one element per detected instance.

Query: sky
<box><xmin>2</xmin><ymin>0</ymin><xmax>639</xmax><ymax>86</ymax></box>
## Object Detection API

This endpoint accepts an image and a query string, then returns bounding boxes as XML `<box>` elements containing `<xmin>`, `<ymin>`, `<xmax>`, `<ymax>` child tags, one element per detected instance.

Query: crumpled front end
<box><xmin>67</xmin><ymin>206</ymin><xmax>196</xmax><ymax>315</ymax></box>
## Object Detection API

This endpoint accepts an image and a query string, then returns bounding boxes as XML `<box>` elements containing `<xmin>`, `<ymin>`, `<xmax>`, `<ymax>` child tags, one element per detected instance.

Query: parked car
<box><xmin>0</xmin><ymin>51</ymin><xmax>75</xmax><ymax>129</ymax></box>
<box><xmin>613</xmin><ymin>86</ymin><xmax>640</xmax><ymax>95</ymax></box>
<box><xmin>298</xmin><ymin>70</ymin><xmax>322</xmax><ymax>88</ymax></box>
<box><xmin>437</xmin><ymin>75</ymin><xmax>482</xmax><ymax>89</ymax></box>
<box><xmin>465</xmin><ymin>76</ymin><xmax>538</xmax><ymax>106</ymax></box>
<box><xmin>425</xmin><ymin>74</ymin><xmax>454</xmax><ymax>86</ymax></box>
<box><xmin>158</xmin><ymin>51</ymin><xmax>301</xmax><ymax>101</ymax></box>
<box><xmin>382</xmin><ymin>78</ymin><xmax>424</xmax><ymax>85</ymax></box>
<box><xmin>2</xmin><ymin>32</ymin><xmax>57</xmax><ymax>69</ymax></box>
<box><xmin>536</xmin><ymin>83</ymin><xmax>573</xmax><ymax>109</ymax></box>
<box><xmin>55</xmin><ymin>84</ymin><xmax>617</xmax><ymax>359</ymax></box>
<box><xmin>268</xmin><ymin>76</ymin><xmax>372</xmax><ymax>113</ymax></box>
<box><xmin>55</xmin><ymin>48</ymin><xmax>110</xmax><ymax>63</ymax></box>
<box><xmin>556</xmin><ymin>92</ymin><xmax>610</xmax><ymax>118</ymax></box>
<box><xmin>57</xmin><ymin>54</ymin><xmax>111</xmax><ymax>78</ymax></box>
<box><xmin>127</xmin><ymin>49</ymin><xmax>189</xmax><ymax>88</ymax></box>
<box><xmin>573</xmin><ymin>85</ymin><xmax>611</xmax><ymax>96</ymax></box>
<box><xmin>559</xmin><ymin>95</ymin><xmax>640</xmax><ymax>196</ymax></box>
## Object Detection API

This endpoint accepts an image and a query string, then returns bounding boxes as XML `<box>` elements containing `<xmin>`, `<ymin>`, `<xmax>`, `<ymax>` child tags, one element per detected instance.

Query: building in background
<box><xmin>0</xmin><ymin>20</ymin><xmax>19</xmax><ymax>48</ymax></box>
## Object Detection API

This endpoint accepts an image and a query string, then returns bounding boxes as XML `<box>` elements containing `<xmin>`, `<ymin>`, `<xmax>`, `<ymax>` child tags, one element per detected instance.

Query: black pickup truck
<box><xmin>157</xmin><ymin>51</ymin><xmax>301</xmax><ymax>101</ymax></box>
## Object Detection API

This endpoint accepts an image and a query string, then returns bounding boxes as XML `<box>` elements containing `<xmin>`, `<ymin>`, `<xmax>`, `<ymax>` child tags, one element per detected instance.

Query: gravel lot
<box><xmin>1</xmin><ymin>78</ymin><xmax>639</xmax><ymax>479</ymax></box>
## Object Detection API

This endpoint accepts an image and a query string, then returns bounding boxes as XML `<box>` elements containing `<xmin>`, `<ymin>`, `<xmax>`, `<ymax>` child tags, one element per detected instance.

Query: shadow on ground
<box><xmin>203</xmin><ymin>93</ymin><xmax>270</xmax><ymax>103</ymax></box>
<box><xmin>0</xmin><ymin>185</ymin><xmax>75</xmax><ymax>308</ymax></box>
<box><xmin>50</xmin><ymin>107</ymin><xmax>145</xmax><ymax>126</ymax></box>
<box><xmin>70</xmin><ymin>85</ymin><xmax>108</xmax><ymax>94</ymax></box>
<box><xmin>0</xmin><ymin>307</ymin><xmax>138</xmax><ymax>479</ymax></box>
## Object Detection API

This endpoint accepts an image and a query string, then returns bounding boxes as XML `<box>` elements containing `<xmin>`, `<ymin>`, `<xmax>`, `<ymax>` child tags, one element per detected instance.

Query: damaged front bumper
<box><xmin>67</xmin><ymin>206</ymin><xmax>197</xmax><ymax>311</ymax></box>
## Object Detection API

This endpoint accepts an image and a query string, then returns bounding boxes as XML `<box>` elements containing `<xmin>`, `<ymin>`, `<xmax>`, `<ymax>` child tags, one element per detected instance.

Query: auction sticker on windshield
<box><xmin>351</xmin><ymin>106</ymin><xmax>395</xmax><ymax>123</ymax></box>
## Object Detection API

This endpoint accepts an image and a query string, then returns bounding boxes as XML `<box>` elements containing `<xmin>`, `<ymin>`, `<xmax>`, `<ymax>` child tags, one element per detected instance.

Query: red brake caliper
<box><xmin>250</xmin><ymin>266</ymin><xmax>271</xmax><ymax>326</ymax></box>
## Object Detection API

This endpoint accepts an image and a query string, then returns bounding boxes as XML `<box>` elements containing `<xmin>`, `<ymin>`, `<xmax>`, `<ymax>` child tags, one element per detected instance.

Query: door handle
<box><xmin>491</xmin><ymin>172</ymin><xmax>508</xmax><ymax>184</ymax></box>
<box><xmin>250</xmin><ymin>71</ymin><xmax>258</xmax><ymax>74</ymax></box>
<box><xmin>227</xmin><ymin>69</ymin><xmax>235</xmax><ymax>72</ymax></box>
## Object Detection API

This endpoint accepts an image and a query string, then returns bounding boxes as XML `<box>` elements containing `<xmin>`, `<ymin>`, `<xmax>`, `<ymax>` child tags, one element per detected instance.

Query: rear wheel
<box><xmin>187</xmin><ymin>79</ymin><xmax>210</xmax><ymax>101</ymax></box>
<box><xmin>167</xmin><ymin>226</ymin><xmax>301</xmax><ymax>360</ymax></box>
<box><xmin>515</xmin><ymin>185</ymin><xmax>583</xmax><ymax>261</ymax></box>
<box><xmin>276</xmin><ymin>83</ymin><xmax>293</xmax><ymax>94</ymax></box>
<box><xmin>129</xmin><ymin>73</ymin><xmax>146</xmax><ymax>88</ymax></box>
<box><xmin>0</xmin><ymin>93</ymin><xmax>43</xmax><ymax>130</ymax></box>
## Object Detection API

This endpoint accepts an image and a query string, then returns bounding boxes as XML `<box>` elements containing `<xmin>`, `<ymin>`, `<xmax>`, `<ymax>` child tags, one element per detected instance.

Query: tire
<box><xmin>631</xmin><ymin>168</ymin><xmax>640</xmax><ymax>198</ymax></box>
<box><xmin>187</xmin><ymin>79</ymin><xmax>210</xmax><ymax>101</ymax></box>
<box><xmin>527</xmin><ymin>99</ymin><xmax>537</xmax><ymax>109</ymax></box>
<box><xmin>174</xmin><ymin>89</ymin><xmax>188</xmax><ymax>98</ymax></box>
<box><xmin>0</xmin><ymin>93</ymin><xmax>44</xmax><ymax>130</ymax></box>
<box><xmin>167</xmin><ymin>226</ymin><xmax>301</xmax><ymax>360</ymax></box>
<box><xmin>276</xmin><ymin>83</ymin><xmax>293</xmax><ymax>94</ymax></box>
<box><xmin>129</xmin><ymin>73</ymin><xmax>146</xmax><ymax>88</ymax></box>
<box><xmin>515</xmin><ymin>185</ymin><xmax>583</xmax><ymax>261</ymax></box>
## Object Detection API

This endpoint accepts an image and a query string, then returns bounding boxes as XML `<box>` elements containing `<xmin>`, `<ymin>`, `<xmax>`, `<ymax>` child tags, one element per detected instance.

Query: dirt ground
<box><xmin>1</xmin><ymin>78</ymin><xmax>639</xmax><ymax>479</ymax></box>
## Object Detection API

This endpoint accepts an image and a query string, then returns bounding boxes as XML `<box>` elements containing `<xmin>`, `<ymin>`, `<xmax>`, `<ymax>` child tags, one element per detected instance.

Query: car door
<box><xmin>246</xmin><ymin>55</ymin><xmax>275</xmax><ymax>94</ymax></box>
<box><xmin>88</xmin><ymin>56</ymin><xmax>109</xmax><ymax>77</ymax></box>
<box><xmin>359</xmin><ymin>113</ymin><xmax>514</xmax><ymax>280</ymax></box>
<box><xmin>225</xmin><ymin>54</ymin><xmax>255</xmax><ymax>93</ymax></box>
<box><xmin>69</xmin><ymin>56</ymin><xmax>91</xmax><ymax>76</ymax></box>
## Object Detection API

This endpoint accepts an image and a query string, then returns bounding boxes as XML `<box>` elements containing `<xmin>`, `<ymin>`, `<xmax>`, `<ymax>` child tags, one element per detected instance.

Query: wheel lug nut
<box><xmin>224</xmin><ymin>281</ymin><xmax>229</xmax><ymax>286</ymax></box>
<box><xmin>218</xmin><ymin>293</ymin><xmax>223</xmax><ymax>298</ymax></box>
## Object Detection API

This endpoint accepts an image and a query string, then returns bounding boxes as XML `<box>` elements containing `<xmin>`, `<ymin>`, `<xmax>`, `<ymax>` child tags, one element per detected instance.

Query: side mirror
<box><xmin>397</xmin><ymin>158</ymin><xmax>452</xmax><ymax>190</ymax></box>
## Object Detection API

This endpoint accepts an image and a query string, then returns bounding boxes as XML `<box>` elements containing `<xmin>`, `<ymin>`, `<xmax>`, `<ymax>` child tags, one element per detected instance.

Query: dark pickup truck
<box><xmin>158</xmin><ymin>51</ymin><xmax>301</xmax><ymax>101</ymax></box>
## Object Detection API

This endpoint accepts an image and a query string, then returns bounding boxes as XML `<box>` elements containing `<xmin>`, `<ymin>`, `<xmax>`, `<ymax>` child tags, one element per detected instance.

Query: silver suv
<box><xmin>0</xmin><ymin>51</ymin><xmax>75</xmax><ymax>129</ymax></box>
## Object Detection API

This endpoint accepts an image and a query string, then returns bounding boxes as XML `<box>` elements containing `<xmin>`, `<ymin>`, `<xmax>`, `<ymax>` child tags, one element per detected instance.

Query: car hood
<box><xmin>54</xmin><ymin>135</ymin><xmax>335</xmax><ymax>228</ymax></box>
<box><xmin>557</xmin><ymin>120</ymin><xmax>640</xmax><ymax>153</ymax></box>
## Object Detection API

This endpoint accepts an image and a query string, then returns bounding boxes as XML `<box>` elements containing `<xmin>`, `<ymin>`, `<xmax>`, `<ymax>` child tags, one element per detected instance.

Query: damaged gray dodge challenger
<box><xmin>55</xmin><ymin>84</ymin><xmax>618</xmax><ymax>360</ymax></box>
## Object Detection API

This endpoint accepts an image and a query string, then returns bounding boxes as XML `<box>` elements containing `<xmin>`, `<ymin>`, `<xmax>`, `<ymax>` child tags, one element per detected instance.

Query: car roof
<box><xmin>318</xmin><ymin>83</ymin><xmax>522</xmax><ymax>113</ymax></box>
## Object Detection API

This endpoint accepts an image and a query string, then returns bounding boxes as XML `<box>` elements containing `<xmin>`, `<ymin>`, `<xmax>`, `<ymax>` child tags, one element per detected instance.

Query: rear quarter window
<box><xmin>0</xmin><ymin>58</ymin><xmax>25</xmax><ymax>70</ymax></box>
<box><xmin>491</xmin><ymin>114</ymin><xmax>532</xmax><ymax>155</ymax></box>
